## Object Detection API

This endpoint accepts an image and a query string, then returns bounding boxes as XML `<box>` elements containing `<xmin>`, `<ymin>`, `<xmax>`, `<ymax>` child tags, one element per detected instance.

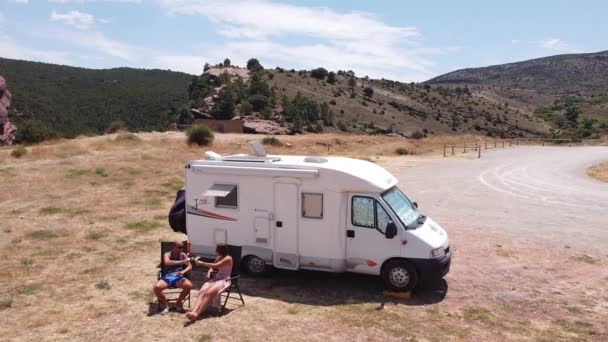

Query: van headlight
<box><xmin>430</xmin><ymin>247</ymin><xmax>446</xmax><ymax>259</ymax></box>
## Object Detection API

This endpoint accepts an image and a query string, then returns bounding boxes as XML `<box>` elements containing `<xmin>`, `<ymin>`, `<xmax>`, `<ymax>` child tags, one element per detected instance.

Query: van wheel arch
<box><xmin>380</xmin><ymin>258</ymin><xmax>419</xmax><ymax>292</ymax></box>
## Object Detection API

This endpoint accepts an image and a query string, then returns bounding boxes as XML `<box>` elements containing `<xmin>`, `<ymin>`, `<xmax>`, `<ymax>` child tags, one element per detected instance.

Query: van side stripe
<box><xmin>187</xmin><ymin>206</ymin><xmax>237</xmax><ymax>221</ymax></box>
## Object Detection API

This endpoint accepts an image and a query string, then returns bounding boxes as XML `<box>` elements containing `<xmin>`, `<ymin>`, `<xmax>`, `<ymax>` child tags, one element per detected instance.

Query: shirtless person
<box><xmin>153</xmin><ymin>241</ymin><xmax>193</xmax><ymax>315</ymax></box>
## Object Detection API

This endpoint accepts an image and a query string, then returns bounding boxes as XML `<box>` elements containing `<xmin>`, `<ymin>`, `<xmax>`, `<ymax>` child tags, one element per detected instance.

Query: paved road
<box><xmin>389</xmin><ymin>146</ymin><xmax>608</xmax><ymax>250</ymax></box>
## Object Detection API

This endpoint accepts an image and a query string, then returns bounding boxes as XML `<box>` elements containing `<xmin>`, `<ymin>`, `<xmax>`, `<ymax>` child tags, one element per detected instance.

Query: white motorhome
<box><xmin>175</xmin><ymin>143</ymin><xmax>451</xmax><ymax>291</ymax></box>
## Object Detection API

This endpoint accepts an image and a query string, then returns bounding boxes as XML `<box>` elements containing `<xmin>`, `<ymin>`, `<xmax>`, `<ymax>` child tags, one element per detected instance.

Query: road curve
<box><xmin>389</xmin><ymin>146</ymin><xmax>608</xmax><ymax>250</ymax></box>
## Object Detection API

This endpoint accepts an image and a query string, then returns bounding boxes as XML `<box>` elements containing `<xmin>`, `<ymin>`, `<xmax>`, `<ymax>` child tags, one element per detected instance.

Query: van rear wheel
<box><xmin>382</xmin><ymin>260</ymin><xmax>418</xmax><ymax>292</ymax></box>
<box><xmin>244</xmin><ymin>255</ymin><xmax>267</xmax><ymax>275</ymax></box>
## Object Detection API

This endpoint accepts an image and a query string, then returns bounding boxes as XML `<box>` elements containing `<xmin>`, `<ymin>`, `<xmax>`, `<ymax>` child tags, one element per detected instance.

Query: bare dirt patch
<box><xmin>587</xmin><ymin>161</ymin><xmax>608</xmax><ymax>182</ymax></box>
<box><xmin>0</xmin><ymin>133</ymin><xmax>606</xmax><ymax>341</ymax></box>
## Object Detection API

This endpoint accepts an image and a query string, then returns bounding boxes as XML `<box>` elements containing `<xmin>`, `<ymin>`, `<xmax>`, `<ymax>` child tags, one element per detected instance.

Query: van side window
<box><xmin>215</xmin><ymin>185</ymin><xmax>238</xmax><ymax>208</ymax></box>
<box><xmin>352</xmin><ymin>196</ymin><xmax>375</xmax><ymax>228</ymax></box>
<box><xmin>302</xmin><ymin>193</ymin><xmax>323</xmax><ymax>219</ymax></box>
<box><xmin>352</xmin><ymin>196</ymin><xmax>392</xmax><ymax>233</ymax></box>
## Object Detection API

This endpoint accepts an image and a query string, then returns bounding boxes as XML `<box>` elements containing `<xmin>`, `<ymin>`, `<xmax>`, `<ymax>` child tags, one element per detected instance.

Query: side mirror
<box><xmin>385</xmin><ymin>221</ymin><xmax>397</xmax><ymax>239</ymax></box>
<box><xmin>413</xmin><ymin>202</ymin><xmax>418</xmax><ymax>209</ymax></box>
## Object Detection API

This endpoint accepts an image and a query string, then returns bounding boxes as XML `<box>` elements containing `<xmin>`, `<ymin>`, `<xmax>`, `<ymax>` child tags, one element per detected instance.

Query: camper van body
<box><xmin>184</xmin><ymin>152</ymin><xmax>451</xmax><ymax>290</ymax></box>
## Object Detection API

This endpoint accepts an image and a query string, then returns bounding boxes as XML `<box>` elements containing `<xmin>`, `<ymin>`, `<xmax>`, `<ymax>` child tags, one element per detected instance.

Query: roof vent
<box><xmin>304</xmin><ymin>157</ymin><xmax>328</xmax><ymax>163</ymax></box>
<box><xmin>249</xmin><ymin>141</ymin><xmax>266</xmax><ymax>157</ymax></box>
<box><xmin>204</xmin><ymin>151</ymin><xmax>223</xmax><ymax>160</ymax></box>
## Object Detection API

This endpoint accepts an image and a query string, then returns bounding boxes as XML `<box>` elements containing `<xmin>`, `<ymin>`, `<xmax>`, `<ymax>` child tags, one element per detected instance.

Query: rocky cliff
<box><xmin>0</xmin><ymin>76</ymin><xmax>17</xmax><ymax>145</ymax></box>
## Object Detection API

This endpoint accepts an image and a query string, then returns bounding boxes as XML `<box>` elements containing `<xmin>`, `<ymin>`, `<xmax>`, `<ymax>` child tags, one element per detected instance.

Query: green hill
<box><xmin>1</xmin><ymin>57</ymin><xmax>192</xmax><ymax>138</ymax></box>
<box><xmin>425</xmin><ymin>51</ymin><xmax>608</xmax><ymax>138</ymax></box>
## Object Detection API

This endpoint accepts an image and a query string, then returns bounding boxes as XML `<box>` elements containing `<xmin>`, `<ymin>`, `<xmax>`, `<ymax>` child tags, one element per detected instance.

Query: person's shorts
<box><xmin>161</xmin><ymin>273</ymin><xmax>184</xmax><ymax>288</ymax></box>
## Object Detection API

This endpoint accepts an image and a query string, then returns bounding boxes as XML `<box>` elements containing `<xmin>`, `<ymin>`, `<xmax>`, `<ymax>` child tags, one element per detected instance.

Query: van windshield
<box><xmin>381</xmin><ymin>187</ymin><xmax>420</xmax><ymax>227</ymax></box>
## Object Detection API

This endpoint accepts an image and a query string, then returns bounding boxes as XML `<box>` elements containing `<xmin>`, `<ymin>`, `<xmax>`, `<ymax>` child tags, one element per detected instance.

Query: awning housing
<box><xmin>202</xmin><ymin>184</ymin><xmax>236</xmax><ymax>197</ymax></box>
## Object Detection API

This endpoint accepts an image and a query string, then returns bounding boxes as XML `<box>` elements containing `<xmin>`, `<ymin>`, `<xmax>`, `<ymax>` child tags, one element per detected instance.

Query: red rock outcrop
<box><xmin>243</xmin><ymin>117</ymin><xmax>290</xmax><ymax>135</ymax></box>
<box><xmin>0</xmin><ymin>76</ymin><xmax>17</xmax><ymax>145</ymax></box>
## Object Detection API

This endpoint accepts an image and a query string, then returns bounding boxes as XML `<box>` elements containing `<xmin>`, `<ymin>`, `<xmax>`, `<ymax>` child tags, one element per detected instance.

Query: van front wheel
<box><xmin>243</xmin><ymin>255</ymin><xmax>267</xmax><ymax>275</ymax></box>
<box><xmin>382</xmin><ymin>260</ymin><xmax>418</xmax><ymax>292</ymax></box>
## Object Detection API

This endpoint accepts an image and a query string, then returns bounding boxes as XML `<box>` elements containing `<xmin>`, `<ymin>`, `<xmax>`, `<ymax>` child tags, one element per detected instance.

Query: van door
<box><xmin>273</xmin><ymin>183</ymin><xmax>299</xmax><ymax>269</ymax></box>
<box><xmin>346</xmin><ymin>193</ymin><xmax>401</xmax><ymax>275</ymax></box>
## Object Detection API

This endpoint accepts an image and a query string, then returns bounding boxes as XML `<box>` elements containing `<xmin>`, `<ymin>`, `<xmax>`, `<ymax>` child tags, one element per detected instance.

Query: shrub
<box><xmin>249</xmin><ymin>94</ymin><xmax>270</xmax><ymax>111</ymax></box>
<box><xmin>329</xmin><ymin>99</ymin><xmax>337</xmax><ymax>105</ymax></box>
<box><xmin>363</xmin><ymin>87</ymin><xmax>374</xmax><ymax>97</ymax></box>
<box><xmin>246</xmin><ymin>58</ymin><xmax>263</xmax><ymax>71</ymax></box>
<box><xmin>15</xmin><ymin>119</ymin><xmax>60</xmax><ymax>144</ymax></box>
<box><xmin>11</xmin><ymin>145</ymin><xmax>27</xmax><ymax>158</ymax></box>
<box><xmin>25</xmin><ymin>229</ymin><xmax>62</xmax><ymax>240</ymax></box>
<box><xmin>240</xmin><ymin>101</ymin><xmax>253</xmax><ymax>115</ymax></box>
<box><xmin>106</xmin><ymin>120</ymin><xmax>127</xmax><ymax>134</ymax></box>
<box><xmin>39</xmin><ymin>207</ymin><xmax>64</xmax><ymax>215</ymax></box>
<box><xmin>310</xmin><ymin>67</ymin><xmax>329</xmax><ymax>80</ymax></box>
<box><xmin>327</xmin><ymin>71</ymin><xmax>337</xmax><ymax>84</ymax></box>
<box><xmin>96</xmin><ymin>279</ymin><xmax>111</xmax><ymax>290</ymax></box>
<box><xmin>187</xmin><ymin>125</ymin><xmax>214</xmax><ymax>146</ymax></box>
<box><xmin>0</xmin><ymin>296</ymin><xmax>13</xmax><ymax>310</ymax></box>
<box><xmin>410</xmin><ymin>129</ymin><xmax>426</xmax><ymax>139</ymax></box>
<box><xmin>86</xmin><ymin>230</ymin><xmax>107</xmax><ymax>241</ymax></box>
<box><xmin>262</xmin><ymin>136</ymin><xmax>283</xmax><ymax>146</ymax></box>
<box><xmin>95</xmin><ymin>167</ymin><xmax>108</xmax><ymax>177</ymax></box>
<box><xmin>114</xmin><ymin>132</ymin><xmax>141</xmax><ymax>143</ymax></box>
<box><xmin>395</xmin><ymin>147</ymin><xmax>415</xmax><ymax>155</ymax></box>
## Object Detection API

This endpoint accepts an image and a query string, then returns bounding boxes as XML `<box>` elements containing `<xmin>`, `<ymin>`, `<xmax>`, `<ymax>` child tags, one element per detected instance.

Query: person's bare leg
<box><xmin>186</xmin><ymin>282</ymin><xmax>223</xmax><ymax>321</ymax></box>
<box><xmin>175</xmin><ymin>279</ymin><xmax>192</xmax><ymax>309</ymax></box>
<box><xmin>188</xmin><ymin>287</ymin><xmax>208</xmax><ymax>318</ymax></box>
<box><xmin>154</xmin><ymin>280</ymin><xmax>169</xmax><ymax>309</ymax></box>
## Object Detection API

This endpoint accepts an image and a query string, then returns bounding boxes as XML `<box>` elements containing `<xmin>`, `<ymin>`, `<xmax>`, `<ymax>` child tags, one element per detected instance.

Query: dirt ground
<box><xmin>587</xmin><ymin>161</ymin><xmax>608</xmax><ymax>182</ymax></box>
<box><xmin>0</xmin><ymin>132</ymin><xmax>607</xmax><ymax>341</ymax></box>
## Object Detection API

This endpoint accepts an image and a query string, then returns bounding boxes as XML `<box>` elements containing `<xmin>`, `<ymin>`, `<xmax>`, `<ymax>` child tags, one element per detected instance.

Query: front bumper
<box><xmin>411</xmin><ymin>248</ymin><xmax>451</xmax><ymax>281</ymax></box>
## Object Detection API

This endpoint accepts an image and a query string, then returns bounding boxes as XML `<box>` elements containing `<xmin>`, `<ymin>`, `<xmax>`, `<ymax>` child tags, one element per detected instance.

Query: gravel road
<box><xmin>389</xmin><ymin>146</ymin><xmax>608</xmax><ymax>250</ymax></box>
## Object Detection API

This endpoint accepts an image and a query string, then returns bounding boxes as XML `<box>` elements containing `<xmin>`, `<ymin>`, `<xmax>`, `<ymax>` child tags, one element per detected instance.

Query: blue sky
<box><xmin>0</xmin><ymin>0</ymin><xmax>606</xmax><ymax>81</ymax></box>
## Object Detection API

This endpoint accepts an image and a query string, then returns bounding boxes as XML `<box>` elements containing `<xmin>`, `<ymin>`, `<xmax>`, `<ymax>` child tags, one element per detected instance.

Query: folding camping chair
<box><xmin>157</xmin><ymin>240</ymin><xmax>191</xmax><ymax>309</ymax></box>
<box><xmin>219</xmin><ymin>245</ymin><xmax>245</xmax><ymax>314</ymax></box>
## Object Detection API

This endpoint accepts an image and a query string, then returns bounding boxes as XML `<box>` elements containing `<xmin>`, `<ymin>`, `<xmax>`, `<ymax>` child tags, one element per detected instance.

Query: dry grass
<box><xmin>0</xmin><ymin>131</ymin><xmax>607</xmax><ymax>341</ymax></box>
<box><xmin>587</xmin><ymin>161</ymin><xmax>608</xmax><ymax>182</ymax></box>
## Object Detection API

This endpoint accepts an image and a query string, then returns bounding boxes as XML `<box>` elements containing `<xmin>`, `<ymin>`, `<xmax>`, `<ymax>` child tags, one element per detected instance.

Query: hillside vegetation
<box><xmin>426</xmin><ymin>51</ymin><xmax>608</xmax><ymax>139</ymax></box>
<box><xmin>0</xmin><ymin>57</ymin><xmax>191</xmax><ymax>138</ymax></box>
<box><xmin>179</xmin><ymin>59</ymin><xmax>547</xmax><ymax>138</ymax></box>
<box><xmin>2</xmin><ymin>56</ymin><xmax>557</xmax><ymax>143</ymax></box>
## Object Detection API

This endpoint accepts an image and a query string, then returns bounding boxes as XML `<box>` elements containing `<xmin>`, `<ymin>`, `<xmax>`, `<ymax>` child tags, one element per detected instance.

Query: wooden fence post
<box><xmin>478</xmin><ymin>144</ymin><xmax>481</xmax><ymax>158</ymax></box>
<box><xmin>443</xmin><ymin>144</ymin><xmax>446</xmax><ymax>157</ymax></box>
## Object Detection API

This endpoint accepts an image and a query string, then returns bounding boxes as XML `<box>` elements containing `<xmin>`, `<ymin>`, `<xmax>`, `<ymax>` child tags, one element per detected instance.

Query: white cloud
<box><xmin>158</xmin><ymin>0</ymin><xmax>443</xmax><ymax>81</ymax></box>
<box><xmin>540</xmin><ymin>38</ymin><xmax>578</xmax><ymax>53</ymax></box>
<box><xmin>50</xmin><ymin>10</ymin><xmax>96</xmax><ymax>30</ymax></box>
<box><xmin>0</xmin><ymin>34</ymin><xmax>73</xmax><ymax>65</ymax></box>
<box><xmin>153</xmin><ymin>55</ymin><xmax>205</xmax><ymax>74</ymax></box>
<box><xmin>62</xmin><ymin>30</ymin><xmax>140</xmax><ymax>60</ymax></box>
